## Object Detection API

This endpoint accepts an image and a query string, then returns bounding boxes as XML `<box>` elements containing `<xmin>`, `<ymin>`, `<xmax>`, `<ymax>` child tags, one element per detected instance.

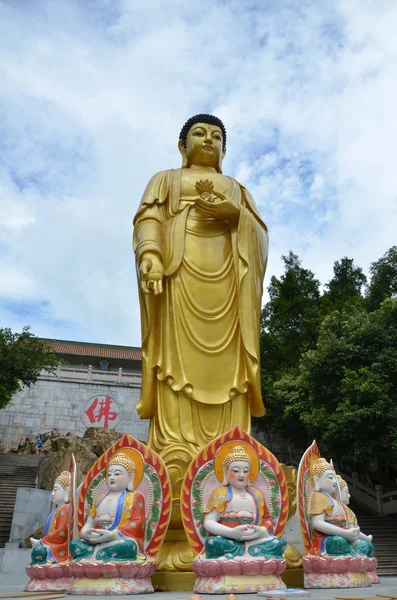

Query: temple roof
<box><xmin>40</xmin><ymin>338</ymin><xmax>142</xmax><ymax>361</ymax></box>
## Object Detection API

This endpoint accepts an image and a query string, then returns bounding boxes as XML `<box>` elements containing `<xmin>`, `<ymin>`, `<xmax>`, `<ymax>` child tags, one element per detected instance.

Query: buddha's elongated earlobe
<box><xmin>178</xmin><ymin>140</ymin><xmax>188</xmax><ymax>168</ymax></box>
<box><xmin>127</xmin><ymin>474</ymin><xmax>135</xmax><ymax>492</ymax></box>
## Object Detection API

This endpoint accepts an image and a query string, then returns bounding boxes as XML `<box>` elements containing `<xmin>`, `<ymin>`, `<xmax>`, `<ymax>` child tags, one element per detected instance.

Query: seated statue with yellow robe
<box><xmin>203</xmin><ymin>445</ymin><xmax>286</xmax><ymax>560</ymax></box>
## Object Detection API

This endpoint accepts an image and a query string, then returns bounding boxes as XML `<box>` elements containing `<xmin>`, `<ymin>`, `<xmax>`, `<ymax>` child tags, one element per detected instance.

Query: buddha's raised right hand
<box><xmin>140</xmin><ymin>252</ymin><xmax>164</xmax><ymax>296</ymax></box>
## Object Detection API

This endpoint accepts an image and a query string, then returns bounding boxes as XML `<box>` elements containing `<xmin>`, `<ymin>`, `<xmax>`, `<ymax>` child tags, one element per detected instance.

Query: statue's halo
<box><xmin>106</xmin><ymin>447</ymin><xmax>144</xmax><ymax>488</ymax></box>
<box><xmin>309</xmin><ymin>453</ymin><xmax>321</xmax><ymax>488</ymax></box>
<box><xmin>213</xmin><ymin>441</ymin><xmax>260</xmax><ymax>484</ymax></box>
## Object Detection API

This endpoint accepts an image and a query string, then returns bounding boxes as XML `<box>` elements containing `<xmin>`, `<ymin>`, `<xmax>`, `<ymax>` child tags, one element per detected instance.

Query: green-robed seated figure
<box><xmin>203</xmin><ymin>445</ymin><xmax>286</xmax><ymax>560</ymax></box>
<box><xmin>70</xmin><ymin>451</ymin><xmax>145</xmax><ymax>563</ymax></box>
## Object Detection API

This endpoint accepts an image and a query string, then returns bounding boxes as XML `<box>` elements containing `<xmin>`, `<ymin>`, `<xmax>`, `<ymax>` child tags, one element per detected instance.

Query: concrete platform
<box><xmin>1</xmin><ymin>578</ymin><xmax>397</xmax><ymax>600</ymax></box>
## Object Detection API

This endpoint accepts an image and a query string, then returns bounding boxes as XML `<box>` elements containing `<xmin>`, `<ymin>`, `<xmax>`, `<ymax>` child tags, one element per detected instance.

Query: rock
<box><xmin>25</xmin><ymin>525</ymin><xmax>45</xmax><ymax>548</ymax></box>
<box><xmin>18</xmin><ymin>436</ymin><xmax>36</xmax><ymax>455</ymax></box>
<box><xmin>0</xmin><ymin>440</ymin><xmax>13</xmax><ymax>453</ymax></box>
<box><xmin>37</xmin><ymin>428</ymin><xmax>123</xmax><ymax>490</ymax></box>
<box><xmin>82</xmin><ymin>427</ymin><xmax>123</xmax><ymax>457</ymax></box>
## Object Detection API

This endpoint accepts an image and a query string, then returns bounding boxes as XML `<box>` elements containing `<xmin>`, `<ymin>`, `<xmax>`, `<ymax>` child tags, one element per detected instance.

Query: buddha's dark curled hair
<box><xmin>179</xmin><ymin>114</ymin><xmax>227</xmax><ymax>150</ymax></box>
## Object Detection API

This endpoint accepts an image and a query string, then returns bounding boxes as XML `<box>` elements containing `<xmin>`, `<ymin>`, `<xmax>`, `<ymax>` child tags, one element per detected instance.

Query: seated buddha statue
<box><xmin>70</xmin><ymin>451</ymin><xmax>146</xmax><ymax>563</ymax></box>
<box><xmin>203</xmin><ymin>445</ymin><xmax>286</xmax><ymax>560</ymax></box>
<box><xmin>308</xmin><ymin>458</ymin><xmax>361</xmax><ymax>557</ymax></box>
<box><xmin>336</xmin><ymin>475</ymin><xmax>374</xmax><ymax>557</ymax></box>
<box><xmin>30</xmin><ymin>470</ymin><xmax>71</xmax><ymax>565</ymax></box>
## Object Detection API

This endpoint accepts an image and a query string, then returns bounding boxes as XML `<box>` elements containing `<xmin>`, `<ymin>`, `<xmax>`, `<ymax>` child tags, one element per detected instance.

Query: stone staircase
<box><xmin>351</xmin><ymin>500</ymin><xmax>397</xmax><ymax>577</ymax></box>
<box><xmin>0</xmin><ymin>454</ymin><xmax>41</xmax><ymax>548</ymax></box>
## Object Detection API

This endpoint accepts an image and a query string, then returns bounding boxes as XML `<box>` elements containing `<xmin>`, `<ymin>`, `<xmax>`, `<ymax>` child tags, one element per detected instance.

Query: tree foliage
<box><xmin>258</xmin><ymin>247</ymin><xmax>397</xmax><ymax>471</ymax></box>
<box><xmin>0</xmin><ymin>327</ymin><xmax>61</xmax><ymax>409</ymax></box>
<box><xmin>366</xmin><ymin>246</ymin><xmax>397</xmax><ymax>310</ymax></box>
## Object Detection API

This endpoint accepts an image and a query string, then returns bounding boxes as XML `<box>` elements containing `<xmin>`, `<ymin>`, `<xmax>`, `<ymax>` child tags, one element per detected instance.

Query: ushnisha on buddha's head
<box><xmin>222</xmin><ymin>445</ymin><xmax>252</xmax><ymax>489</ymax></box>
<box><xmin>311</xmin><ymin>458</ymin><xmax>336</xmax><ymax>494</ymax></box>
<box><xmin>178</xmin><ymin>113</ymin><xmax>227</xmax><ymax>173</ymax></box>
<box><xmin>52</xmin><ymin>471</ymin><xmax>71</xmax><ymax>506</ymax></box>
<box><xmin>107</xmin><ymin>452</ymin><xmax>136</xmax><ymax>492</ymax></box>
<box><xmin>336</xmin><ymin>475</ymin><xmax>351</xmax><ymax>504</ymax></box>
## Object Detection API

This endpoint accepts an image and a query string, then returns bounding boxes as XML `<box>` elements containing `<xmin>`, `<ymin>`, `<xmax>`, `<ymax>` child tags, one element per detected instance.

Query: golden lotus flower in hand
<box><xmin>195</xmin><ymin>179</ymin><xmax>218</xmax><ymax>202</ymax></box>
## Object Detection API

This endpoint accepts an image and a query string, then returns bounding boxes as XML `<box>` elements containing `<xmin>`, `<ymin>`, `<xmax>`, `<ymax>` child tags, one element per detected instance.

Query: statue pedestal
<box><xmin>25</xmin><ymin>563</ymin><xmax>73</xmax><ymax>593</ymax></box>
<box><xmin>366</xmin><ymin>556</ymin><xmax>380</xmax><ymax>584</ymax></box>
<box><xmin>192</xmin><ymin>556</ymin><xmax>287</xmax><ymax>594</ymax></box>
<box><xmin>68</xmin><ymin>560</ymin><xmax>156</xmax><ymax>595</ymax></box>
<box><xmin>303</xmin><ymin>555</ymin><xmax>371</xmax><ymax>589</ymax></box>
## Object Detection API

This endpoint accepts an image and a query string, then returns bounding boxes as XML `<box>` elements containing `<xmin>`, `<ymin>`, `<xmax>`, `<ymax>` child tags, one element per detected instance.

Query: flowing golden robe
<box><xmin>133</xmin><ymin>168</ymin><xmax>268</xmax><ymax>465</ymax></box>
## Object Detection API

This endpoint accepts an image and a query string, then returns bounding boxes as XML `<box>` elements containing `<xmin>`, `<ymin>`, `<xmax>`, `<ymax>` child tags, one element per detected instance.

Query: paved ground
<box><xmin>1</xmin><ymin>578</ymin><xmax>397</xmax><ymax>600</ymax></box>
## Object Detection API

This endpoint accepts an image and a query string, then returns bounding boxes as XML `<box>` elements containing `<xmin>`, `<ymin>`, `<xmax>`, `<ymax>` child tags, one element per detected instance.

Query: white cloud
<box><xmin>0</xmin><ymin>0</ymin><xmax>396</xmax><ymax>344</ymax></box>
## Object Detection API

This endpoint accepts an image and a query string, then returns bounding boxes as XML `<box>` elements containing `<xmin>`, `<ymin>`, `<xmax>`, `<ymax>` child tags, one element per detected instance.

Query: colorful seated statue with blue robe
<box><xmin>70</xmin><ymin>451</ymin><xmax>145</xmax><ymax>563</ymax></box>
<box><xmin>68</xmin><ymin>433</ymin><xmax>171</xmax><ymax>595</ymax></box>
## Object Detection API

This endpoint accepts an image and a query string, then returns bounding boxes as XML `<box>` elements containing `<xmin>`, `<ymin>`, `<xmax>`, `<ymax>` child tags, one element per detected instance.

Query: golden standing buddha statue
<box><xmin>133</xmin><ymin>114</ymin><xmax>268</xmax><ymax>573</ymax></box>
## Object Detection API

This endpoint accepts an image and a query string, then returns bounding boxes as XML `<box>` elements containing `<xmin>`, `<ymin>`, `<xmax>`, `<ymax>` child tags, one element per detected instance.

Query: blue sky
<box><xmin>1</xmin><ymin>0</ymin><xmax>396</xmax><ymax>346</ymax></box>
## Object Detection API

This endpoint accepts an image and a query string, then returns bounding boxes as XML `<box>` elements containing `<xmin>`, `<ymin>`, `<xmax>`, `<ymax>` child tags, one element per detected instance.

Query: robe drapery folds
<box><xmin>40</xmin><ymin>503</ymin><xmax>71</xmax><ymax>563</ymax></box>
<box><xmin>90</xmin><ymin>490</ymin><xmax>145</xmax><ymax>552</ymax></box>
<box><xmin>133</xmin><ymin>168</ymin><xmax>268</xmax><ymax>457</ymax></box>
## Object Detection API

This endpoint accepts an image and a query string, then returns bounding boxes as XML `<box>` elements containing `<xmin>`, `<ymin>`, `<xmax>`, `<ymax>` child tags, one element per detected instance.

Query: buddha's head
<box><xmin>222</xmin><ymin>445</ymin><xmax>252</xmax><ymax>489</ymax></box>
<box><xmin>336</xmin><ymin>475</ymin><xmax>350</xmax><ymax>504</ymax></box>
<box><xmin>178</xmin><ymin>113</ymin><xmax>226</xmax><ymax>173</ymax></box>
<box><xmin>311</xmin><ymin>458</ymin><xmax>336</xmax><ymax>495</ymax></box>
<box><xmin>107</xmin><ymin>452</ymin><xmax>136</xmax><ymax>492</ymax></box>
<box><xmin>52</xmin><ymin>471</ymin><xmax>71</xmax><ymax>506</ymax></box>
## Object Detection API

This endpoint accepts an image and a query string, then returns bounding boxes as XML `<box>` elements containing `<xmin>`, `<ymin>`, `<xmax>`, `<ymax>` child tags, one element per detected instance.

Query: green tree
<box><xmin>279</xmin><ymin>299</ymin><xmax>397</xmax><ymax>468</ymax></box>
<box><xmin>367</xmin><ymin>246</ymin><xmax>397</xmax><ymax>310</ymax></box>
<box><xmin>322</xmin><ymin>257</ymin><xmax>366</xmax><ymax>312</ymax></box>
<box><xmin>261</xmin><ymin>251</ymin><xmax>321</xmax><ymax>371</ymax></box>
<box><xmin>0</xmin><ymin>327</ymin><xmax>61</xmax><ymax>409</ymax></box>
<box><xmin>259</xmin><ymin>252</ymin><xmax>321</xmax><ymax>433</ymax></box>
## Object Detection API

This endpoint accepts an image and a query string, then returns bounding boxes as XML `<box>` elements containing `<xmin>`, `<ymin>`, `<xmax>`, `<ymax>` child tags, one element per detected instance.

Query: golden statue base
<box><xmin>152</xmin><ymin>571</ymin><xmax>196</xmax><ymax>592</ymax></box>
<box><xmin>152</xmin><ymin>569</ymin><xmax>304</xmax><ymax>591</ymax></box>
<box><xmin>282</xmin><ymin>568</ymin><xmax>304</xmax><ymax>588</ymax></box>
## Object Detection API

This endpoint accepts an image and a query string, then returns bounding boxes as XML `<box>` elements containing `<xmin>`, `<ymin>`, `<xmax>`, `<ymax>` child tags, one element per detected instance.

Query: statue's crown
<box><xmin>223</xmin><ymin>445</ymin><xmax>252</xmax><ymax>470</ymax></box>
<box><xmin>108</xmin><ymin>452</ymin><xmax>136</xmax><ymax>474</ymax></box>
<box><xmin>311</xmin><ymin>457</ymin><xmax>334</xmax><ymax>479</ymax></box>
<box><xmin>336</xmin><ymin>474</ymin><xmax>347</xmax><ymax>489</ymax></box>
<box><xmin>55</xmin><ymin>471</ymin><xmax>71</xmax><ymax>489</ymax></box>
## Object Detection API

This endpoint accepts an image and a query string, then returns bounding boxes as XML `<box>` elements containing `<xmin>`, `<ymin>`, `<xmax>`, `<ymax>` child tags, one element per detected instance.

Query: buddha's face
<box><xmin>226</xmin><ymin>460</ymin><xmax>251</xmax><ymax>490</ymax></box>
<box><xmin>318</xmin><ymin>469</ymin><xmax>336</xmax><ymax>495</ymax></box>
<box><xmin>107</xmin><ymin>464</ymin><xmax>133</xmax><ymax>492</ymax></box>
<box><xmin>52</xmin><ymin>483</ymin><xmax>67</xmax><ymax>506</ymax></box>
<box><xmin>341</xmin><ymin>485</ymin><xmax>351</xmax><ymax>505</ymax></box>
<box><xmin>182</xmin><ymin>122</ymin><xmax>225</xmax><ymax>170</ymax></box>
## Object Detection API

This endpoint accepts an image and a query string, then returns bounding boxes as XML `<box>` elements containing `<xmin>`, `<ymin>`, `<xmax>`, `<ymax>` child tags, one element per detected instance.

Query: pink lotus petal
<box><xmin>241</xmin><ymin>558</ymin><xmax>262</xmax><ymax>575</ymax></box>
<box><xmin>100</xmin><ymin>563</ymin><xmax>118</xmax><ymax>578</ymax></box>
<box><xmin>44</xmin><ymin>564</ymin><xmax>63</xmax><ymax>578</ymax></box>
<box><xmin>202</xmin><ymin>560</ymin><xmax>222</xmax><ymax>576</ymax></box>
<box><xmin>119</xmin><ymin>563</ymin><xmax>136</xmax><ymax>578</ymax></box>
<box><xmin>274</xmin><ymin>558</ymin><xmax>287</xmax><ymax>575</ymax></box>
<box><xmin>60</xmin><ymin>563</ymin><xmax>71</xmax><ymax>577</ymax></box>
<box><xmin>222</xmin><ymin>560</ymin><xmax>242</xmax><ymax>576</ymax></box>
<box><xmin>84</xmin><ymin>563</ymin><xmax>102</xmax><ymax>578</ymax></box>
<box><xmin>70</xmin><ymin>562</ymin><xmax>86</xmax><ymax>577</ymax></box>
<box><xmin>135</xmin><ymin>562</ymin><xmax>150</xmax><ymax>577</ymax></box>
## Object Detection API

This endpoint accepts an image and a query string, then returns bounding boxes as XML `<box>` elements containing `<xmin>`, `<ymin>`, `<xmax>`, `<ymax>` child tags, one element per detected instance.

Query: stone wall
<box><xmin>0</xmin><ymin>375</ymin><xmax>149</xmax><ymax>444</ymax></box>
<box><xmin>8</xmin><ymin>488</ymin><xmax>52</xmax><ymax>548</ymax></box>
